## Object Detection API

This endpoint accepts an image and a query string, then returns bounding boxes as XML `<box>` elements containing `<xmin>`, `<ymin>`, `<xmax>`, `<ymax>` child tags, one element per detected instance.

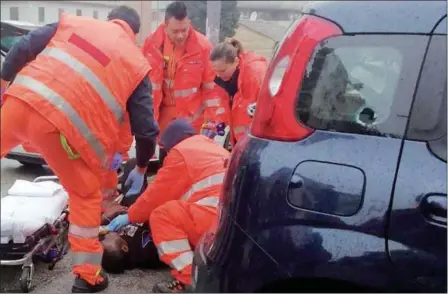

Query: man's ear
<box><xmin>122</xmin><ymin>244</ymin><xmax>129</xmax><ymax>253</ymax></box>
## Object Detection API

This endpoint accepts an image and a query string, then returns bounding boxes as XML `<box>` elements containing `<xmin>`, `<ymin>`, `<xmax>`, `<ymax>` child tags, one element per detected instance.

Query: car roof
<box><xmin>301</xmin><ymin>1</ymin><xmax>447</xmax><ymax>34</ymax></box>
<box><xmin>1</xmin><ymin>20</ymin><xmax>40</xmax><ymax>31</ymax></box>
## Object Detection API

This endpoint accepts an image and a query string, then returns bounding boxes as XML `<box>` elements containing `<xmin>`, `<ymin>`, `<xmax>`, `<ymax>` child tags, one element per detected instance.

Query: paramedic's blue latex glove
<box><xmin>109</xmin><ymin>152</ymin><xmax>123</xmax><ymax>171</ymax></box>
<box><xmin>107</xmin><ymin>214</ymin><xmax>130</xmax><ymax>232</ymax></box>
<box><xmin>125</xmin><ymin>166</ymin><xmax>146</xmax><ymax>197</ymax></box>
<box><xmin>201</xmin><ymin>122</ymin><xmax>217</xmax><ymax>139</ymax></box>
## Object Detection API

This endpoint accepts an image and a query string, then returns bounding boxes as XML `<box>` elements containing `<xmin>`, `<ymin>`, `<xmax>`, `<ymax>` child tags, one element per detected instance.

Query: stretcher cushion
<box><xmin>1</xmin><ymin>180</ymin><xmax>68</xmax><ymax>244</ymax></box>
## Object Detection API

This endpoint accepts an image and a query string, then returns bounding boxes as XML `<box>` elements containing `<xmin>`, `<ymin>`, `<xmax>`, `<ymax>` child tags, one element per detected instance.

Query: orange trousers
<box><xmin>149</xmin><ymin>200</ymin><xmax>217</xmax><ymax>285</ymax></box>
<box><xmin>1</xmin><ymin>97</ymin><xmax>103</xmax><ymax>286</ymax></box>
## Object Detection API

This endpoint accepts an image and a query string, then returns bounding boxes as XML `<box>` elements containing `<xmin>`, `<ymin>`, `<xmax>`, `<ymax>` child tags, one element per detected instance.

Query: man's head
<box><xmin>160</xmin><ymin>118</ymin><xmax>197</xmax><ymax>153</ymax></box>
<box><xmin>164</xmin><ymin>1</ymin><xmax>190</xmax><ymax>46</ymax></box>
<box><xmin>107</xmin><ymin>5</ymin><xmax>141</xmax><ymax>35</ymax></box>
<box><xmin>101</xmin><ymin>232</ymin><xmax>128</xmax><ymax>274</ymax></box>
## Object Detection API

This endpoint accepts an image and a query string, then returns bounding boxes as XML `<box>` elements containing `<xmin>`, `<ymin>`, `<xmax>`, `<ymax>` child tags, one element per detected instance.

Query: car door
<box><xmin>387</xmin><ymin>17</ymin><xmax>447</xmax><ymax>292</ymax></box>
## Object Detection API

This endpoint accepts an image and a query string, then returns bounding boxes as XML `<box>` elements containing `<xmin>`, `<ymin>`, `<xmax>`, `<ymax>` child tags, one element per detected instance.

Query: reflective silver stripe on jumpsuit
<box><xmin>195</xmin><ymin>196</ymin><xmax>219</xmax><ymax>208</ymax></box>
<box><xmin>152</xmin><ymin>82</ymin><xmax>161</xmax><ymax>90</ymax></box>
<box><xmin>13</xmin><ymin>75</ymin><xmax>106</xmax><ymax>161</ymax></box>
<box><xmin>69</xmin><ymin>224</ymin><xmax>100</xmax><ymax>239</ymax></box>
<box><xmin>181</xmin><ymin>172</ymin><xmax>226</xmax><ymax>201</ymax></box>
<box><xmin>170</xmin><ymin>251</ymin><xmax>194</xmax><ymax>271</ymax></box>
<box><xmin>41</xmin><ymin>47</ymin><xmax>124</xmax><ymax>124</ymax></box>
<box><xmin>234</xmin><ymin>125</ymin><xmax>247</xmax><ymax>135</ymax></box>
<box><xmin>69</xmin><ymin>224</ymin><xmax>102</xmax><ymax>266</ymax></box>
<box><xmin>174</xmin><ymin>87</ymin><xmax>198</xmax><ymax>98</ymax></box>
<box><xmin>204</xmin><ymin>98</ymin><xmax>220</xmax><ymax>107</ymax></box>
<box><xmin>72</xmin><ymin>252</ymin><xmax>103</xmax><ymax>266</ymax></box>
<box><xmin>14</xmin><ymin>47</ymin><xmax>126</xmax><ymax>164</ymax></box>
<box><xmin>157</xmin><ymin>238</ymin><xmax>192</xmax><ymax>255</ymax></box>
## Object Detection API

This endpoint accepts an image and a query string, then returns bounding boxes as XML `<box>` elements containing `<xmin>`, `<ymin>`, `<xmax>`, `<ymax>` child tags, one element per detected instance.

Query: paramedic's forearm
<box><xmin>127</xmin><ymin>76</ymin><xmax>160</xmax><ymax>168</ymax></box>
<box><xmin>1</xmin><ymin>22</ymin><xmax>58</xmax><ymax>81</ymax></box>
<box><xmin>135</xmin><ymin>138</ymin><xmax>156</xmax><ymax>169</ymax></box>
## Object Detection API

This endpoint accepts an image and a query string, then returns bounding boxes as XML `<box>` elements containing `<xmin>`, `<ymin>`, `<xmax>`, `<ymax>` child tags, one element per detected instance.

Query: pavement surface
<box><xmin>0</xmin><ymin>158</ymin><xmax>170</xmax><ymax>293</ymax></box>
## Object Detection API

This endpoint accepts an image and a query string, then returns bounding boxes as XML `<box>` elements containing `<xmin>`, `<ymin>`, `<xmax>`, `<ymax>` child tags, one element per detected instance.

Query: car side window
<box><xmin>406</xmin><ymin>35</ymin><xmax>447</xmax><ymax>161</ymax></box>
<box><xmin>296</xmin><ymin>35</ymin><xmax>428</xmax><ymax>138</ymax></box>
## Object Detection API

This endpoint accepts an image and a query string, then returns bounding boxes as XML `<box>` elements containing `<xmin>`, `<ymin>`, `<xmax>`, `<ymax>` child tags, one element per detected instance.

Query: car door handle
<box><xmin>421</xmin><ymin>195</ymin><xmax>447</xmax><ymax>226</ymax></box>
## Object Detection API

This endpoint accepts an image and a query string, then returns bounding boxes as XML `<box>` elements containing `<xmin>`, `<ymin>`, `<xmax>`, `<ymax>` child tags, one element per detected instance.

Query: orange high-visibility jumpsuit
<box><xmin>1</xmin><ymin>14</ymin><xmax>150</xmax><ymax>285</ymax></box>
<box><xmin>141</xmin><ymin>23</ymin><xmax>221</xmax><ymax>136</ymax></box>
<box><xmin>127</xmin><ymin>135</ymin><xmax>229</xmax><ymax>285</ymax></box>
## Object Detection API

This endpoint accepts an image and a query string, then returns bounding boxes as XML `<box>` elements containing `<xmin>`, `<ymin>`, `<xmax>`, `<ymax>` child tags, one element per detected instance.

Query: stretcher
<box><xmin>0</xmin><ymin>176</ymin><xmax>70</xmax><ymax>293</ymax></box>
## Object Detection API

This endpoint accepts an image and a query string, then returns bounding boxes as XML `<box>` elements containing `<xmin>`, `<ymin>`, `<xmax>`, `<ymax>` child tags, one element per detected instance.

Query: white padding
<box><xmin>1</xmin><ymin>180</ymin><xmax>68</xmax><ymax>244</ymax></box>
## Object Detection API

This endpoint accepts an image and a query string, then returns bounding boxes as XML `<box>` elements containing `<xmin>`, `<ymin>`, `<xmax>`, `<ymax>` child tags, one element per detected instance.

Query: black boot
<box><xmin>71</xmin><ymin>271</ymin><xmax>109</xmax><ymax>293</ymax></box>
<box><xmin>153</xmin><ymin>279</ymin><xmax>192</xmax><ymax>293</ymax></box>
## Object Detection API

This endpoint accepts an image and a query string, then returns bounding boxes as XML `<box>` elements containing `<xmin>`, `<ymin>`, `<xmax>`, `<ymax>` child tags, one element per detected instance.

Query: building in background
<box><xmin>234</xmin><ymin>19</ymin><xmax>290</xmax><ymax>60</ymax></box>
<box><xmin>0</xmin><ymin>1</ymin><xmax>124</xmax><ymax>26</ymax></box>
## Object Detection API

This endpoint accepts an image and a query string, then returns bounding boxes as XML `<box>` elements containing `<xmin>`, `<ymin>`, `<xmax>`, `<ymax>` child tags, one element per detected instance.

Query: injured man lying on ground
<box><xmin>99</xmin><ymin>203</ymin><xmax>166</xmax><ymax>273</ymax></box>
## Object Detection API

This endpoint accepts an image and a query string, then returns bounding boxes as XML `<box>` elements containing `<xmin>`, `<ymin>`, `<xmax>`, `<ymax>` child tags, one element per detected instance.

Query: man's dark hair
<box><xmin>165</xmin><ymin>1</ymin><xmax>188</xmax><ymax>21</ymax></box>
<box><xmin>102</xmin><ymin>248</ymin><xmax>126</xmax><ymax>274</ymax></box>
<box><xmin>107</xmin><ymin>5</ymin><xmax>140</xmax><ymax>34</ymax></box>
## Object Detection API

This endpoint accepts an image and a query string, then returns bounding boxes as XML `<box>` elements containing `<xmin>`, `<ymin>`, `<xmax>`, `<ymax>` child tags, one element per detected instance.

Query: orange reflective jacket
<box><xmin>141</xmin><ymin>24</ymin><xmax>218</xmax><ymax>131</ymax></box>
<box><xmin>128</xmin><ymin>135</ymin><xmax>229</xmax><ymax>223</ymax></box>
<box><xmin>213</xmin><ymin>51</ymin><xmax>268</xmax><ymax>144</ymax></box>
<box><xmin>5</xmin><ymin>14</ymin><xmax>150</xmax><ymax>171</ymax></box>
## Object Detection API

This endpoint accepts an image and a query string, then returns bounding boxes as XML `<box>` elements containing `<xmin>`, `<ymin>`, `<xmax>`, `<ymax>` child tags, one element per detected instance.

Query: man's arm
<box><xmin>127</xmin><ymin>149</ymin><xmax>190</xmax><ymax>223</ymax></box>
<box><xmin>1</xmin><ymin>22</ymin><xmax>58</xmax><ymax>81</ymax></box>
<box><xmin>126</xmin><ymin>76</ymin><xmax>160</xmax><ymax>169</ymax></box>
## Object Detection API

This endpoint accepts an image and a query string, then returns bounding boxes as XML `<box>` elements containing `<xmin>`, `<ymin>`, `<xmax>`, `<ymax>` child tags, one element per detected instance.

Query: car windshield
<box><xmin>1</xmin><ymin>35</ymin><xmax>24</xmax><ymax>52</ymax></box>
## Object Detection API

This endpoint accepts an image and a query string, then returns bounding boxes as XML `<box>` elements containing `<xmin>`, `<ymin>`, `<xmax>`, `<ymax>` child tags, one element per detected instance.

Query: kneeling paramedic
<box><xmin>0</xmin><ymin>6</ymin><xmax>159</xmax><ymax>293</ymax></box>
<box><xmin>107</xmin><ymin>118</ymin><xmax>229</xmax><ymax>293</ymax></box>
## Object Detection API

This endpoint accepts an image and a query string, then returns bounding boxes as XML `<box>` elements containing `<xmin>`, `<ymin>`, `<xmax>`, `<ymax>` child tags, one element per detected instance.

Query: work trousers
<box><xmin>1</xmin><ymin>96</ymin><xmax>104</xmax><ymax>286</ymax></box>
<box><xmin>150</xmin><ymin>200</ymin><xmax>217</xmax><ymax>285</ymax></box>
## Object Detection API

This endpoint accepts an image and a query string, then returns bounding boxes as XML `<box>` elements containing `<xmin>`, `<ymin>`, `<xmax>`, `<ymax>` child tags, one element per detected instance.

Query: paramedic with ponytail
<box><xmin>207</xmin><ymin>38</ymin><xmax>268</xmax><ymax>144</ymax></box>
<box><xmin>0</xmin><ymin>5</ymin><xmax>159</xmax><ymax>293</ymax></box>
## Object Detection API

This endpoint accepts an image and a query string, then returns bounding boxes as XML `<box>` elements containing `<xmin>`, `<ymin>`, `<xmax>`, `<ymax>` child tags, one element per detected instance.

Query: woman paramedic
<box><xmin>204</xmin><ymin>38</ymin><xmax>268</xmax><ymax>145</ymax></box>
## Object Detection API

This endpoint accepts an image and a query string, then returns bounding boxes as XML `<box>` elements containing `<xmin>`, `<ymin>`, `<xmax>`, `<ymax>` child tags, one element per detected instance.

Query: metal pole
<box><xmin>206</xmin><ymin>0</ymin><xmax>222</xmax><ymax>46</ymax></box>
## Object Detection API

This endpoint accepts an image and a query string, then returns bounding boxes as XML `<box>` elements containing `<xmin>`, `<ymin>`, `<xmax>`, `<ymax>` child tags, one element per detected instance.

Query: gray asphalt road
<box><xmin>1</xmin><ymin>158</ymin><xmax>169</xmax><ymax>293</ymax></box>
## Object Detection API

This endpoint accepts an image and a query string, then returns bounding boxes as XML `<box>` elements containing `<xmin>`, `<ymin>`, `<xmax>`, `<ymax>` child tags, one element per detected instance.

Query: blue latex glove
<box><xmin>106</xmin><ymin>214</ymin><xmax>130</xmax><ymax>232</ymax></box>
<box><xmin>109</xmin><ymin>152</ymin><xmax>123</xmax><ymax>171</ymax></box>
<box><xmin>201</xmin><ymin>128</ymin><xmax>217</xmax><ymax>139</ymax></box>
<box><xmin>125</xmin><ymin>167</ymin><xmax>145</xmax><ymax>197</ymax></box>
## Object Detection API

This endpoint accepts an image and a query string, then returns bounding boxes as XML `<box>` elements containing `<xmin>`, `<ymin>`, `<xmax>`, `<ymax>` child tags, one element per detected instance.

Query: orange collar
<box><xmin>151</xmin><ymin>22</ymin><xmax>202</xmax><ymax>55</ymax></box>
<box><xmin>109</xmin><ymin>19</ymin><xmax>136</xmax><ymax>43</ymax></box>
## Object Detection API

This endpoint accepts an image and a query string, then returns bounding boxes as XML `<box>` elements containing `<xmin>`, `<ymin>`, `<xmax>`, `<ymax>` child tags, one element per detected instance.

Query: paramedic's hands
<box><xmin>201</xmin><ymin>122</ymin><xmax>217</xmax><ymax>139</ymax></box>
<box><xmin>106</xmin><ymin>214</ymin><xmax>130</xmax><ymax>232</ymax></box>
<box><xmin>125</xmin><ymin>166</ymin><xmax>146</xmax><ymax>197</ymax></box>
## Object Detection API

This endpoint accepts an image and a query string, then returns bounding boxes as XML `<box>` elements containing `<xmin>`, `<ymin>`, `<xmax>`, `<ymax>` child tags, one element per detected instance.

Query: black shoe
<box><xmin>152</xmin><ymin>279</ymin><xmax>192</xmax><ymax>293</ymax></box>
<box><xmin>71</xmin><ymin>271</ymin><xmax>109</xmax><ymax>293</ymax></box>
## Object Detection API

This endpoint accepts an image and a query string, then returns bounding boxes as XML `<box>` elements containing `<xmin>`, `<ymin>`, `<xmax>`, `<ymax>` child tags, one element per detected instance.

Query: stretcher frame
<box><xmin>0</xmin><ymin>176</ymin><xmax>70</xmax><ymax>293</ymax></box>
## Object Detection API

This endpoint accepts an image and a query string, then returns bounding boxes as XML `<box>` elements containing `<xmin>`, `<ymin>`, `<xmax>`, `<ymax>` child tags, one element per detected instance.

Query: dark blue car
<box><xmin>193</xmin><ymin>1</ymin><xmax>447</xmax><ymax>292</ymax></box>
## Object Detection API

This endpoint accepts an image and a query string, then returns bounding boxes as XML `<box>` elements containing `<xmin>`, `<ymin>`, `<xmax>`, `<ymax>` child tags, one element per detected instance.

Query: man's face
<box><xmin>102</xmin><ymin>232</ymin><xmax>128</xmax><ymax>254</ymax></box>
<box><xmin>165</xmin><ymin>17</ymin><xmax>190</xmax><ymax>46</ymax></box>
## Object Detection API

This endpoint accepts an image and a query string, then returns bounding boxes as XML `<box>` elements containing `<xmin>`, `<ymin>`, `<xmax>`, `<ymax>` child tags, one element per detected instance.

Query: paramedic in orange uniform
<box><xmin>141</xmin><ymin>2</ymin><xmax>221</xmax><ymax>139</ymax></box>
<box><xmin>0</xmin><ymin>6</ymin><xmax>159</xmax><ymax>293</ymax></box>
<box><xmin>209</xmin><ymin>38</ymin><xmax>268</xmax><ymax>145</ymax></box>
<box><xmin>107</xmin><ymin>118</ymin><xmax>229</xmax><ymax>293</ymax></box>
